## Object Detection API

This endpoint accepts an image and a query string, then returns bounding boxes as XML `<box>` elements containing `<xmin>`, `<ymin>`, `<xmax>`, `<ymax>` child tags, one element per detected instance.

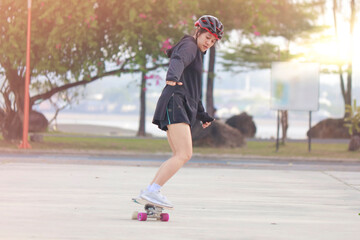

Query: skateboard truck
<box><xmin>132</xmin><ymin>204</ymin><xmax>169</xmax><ymax>222</ymax></box>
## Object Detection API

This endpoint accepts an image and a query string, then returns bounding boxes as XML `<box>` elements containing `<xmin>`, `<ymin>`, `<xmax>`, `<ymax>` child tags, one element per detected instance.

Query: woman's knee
<box><xmin>176</xmin><ymin>150</ymin><xmax>192</xmax><ymax>163</ymax></box>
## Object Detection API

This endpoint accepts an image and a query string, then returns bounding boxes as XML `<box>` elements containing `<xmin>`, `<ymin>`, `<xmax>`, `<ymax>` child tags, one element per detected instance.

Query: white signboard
<box><xmin>270</xmin><ymin>62</ymin><xmax>319</xmax><ymax>111</ymax></box>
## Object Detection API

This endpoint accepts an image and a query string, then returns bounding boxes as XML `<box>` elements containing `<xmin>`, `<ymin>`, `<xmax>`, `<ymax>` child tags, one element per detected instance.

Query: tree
<box><xmin>195</xmin><ymin>0</ymin><xmax>302</xmax><ymax>117</ymax></box>
<box><xmin>0</xmin><ymin>0</ymin><xmax>194</xmax><ymax>140</ymax></box>
<box><xmin>195</xmin><ymin>0</ymin><xmax>267</xmax><ymax>117</ymax></box>
<box><xmin>220</xmin><ymin>0</ymin><xmax>324</xmax><ymax>143</ymax></box>
<box><xmin>120</xmin><ymin>0</ymin><xmax>197</xmax><ymax>136</ymax></box>
<box><xmin>332</xmin><ymin>0</ymin><xmax>356</xmax><ymax>117</ymax></box>
<box><xmin>0</xmin><ymin>0</ymin><xmax>103</xmax><ymax>140</ymax></box>
<box><xmin>47</xmin><ymin>89</ymin><xmax>82</xmax><ymax>131</ymax></box>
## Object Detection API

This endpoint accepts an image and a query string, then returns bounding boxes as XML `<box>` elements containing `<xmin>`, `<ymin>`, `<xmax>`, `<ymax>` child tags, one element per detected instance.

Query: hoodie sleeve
<box><xmin>166</xmin><ymin>40</ymin><xmax>198</xmax><ymax>82</ymax></box>
<box><xmin>196</xmin><ymin>100</ymin><xmax>215</xmax><ymax>123</ymax></box>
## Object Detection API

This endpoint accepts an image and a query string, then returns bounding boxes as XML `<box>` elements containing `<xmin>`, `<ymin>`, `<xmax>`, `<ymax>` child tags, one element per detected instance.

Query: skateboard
<box><xmin>132</xmin><ymin>197</ymin><xmax>171</xmax><ymax>222</ymax></box>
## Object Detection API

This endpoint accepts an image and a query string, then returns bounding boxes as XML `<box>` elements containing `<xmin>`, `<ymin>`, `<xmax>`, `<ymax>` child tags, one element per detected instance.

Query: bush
<box><xmin>344</xmin><ymin>99</ymin><xmax>360</xmax><ymax>136</ymax></box>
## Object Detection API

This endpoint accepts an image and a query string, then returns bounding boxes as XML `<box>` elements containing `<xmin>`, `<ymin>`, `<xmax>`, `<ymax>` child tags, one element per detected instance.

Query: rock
<box><xmin>348</xmin><ymin>135</ymin><xmax>360</xmax><ymax>151</ymax></box>
<box><xmin>0</xmin><ymin>109</ymin><xmax>48</xmax><ymax>140</ymax></box>
<box><xmin>192</xmin><ymin>120</ymin><xmax>245</xmax><ymax>148</ymax></box>
<box><xmin>307</xmin><ymin>118</ymin><xmax>350</xmax><ymax>139</ymax></box>
<box><xmin>29</xmin><ymin>110</ymin><xmax>48</xmax><ymax>133</ymax></box>
<box><xmin>30</xmin><ymin>133</ymin><xmax>44</xmax><ymax>142</ymax></box>
<box><xmin>225</xmin><ymin>112</ymin><xmax>256</xmax><ymax>138</ymax></box>
<box><xmin>1</xmin><ymin>110</ymin><xmax>22</xmax><ymax>140</ymax></box>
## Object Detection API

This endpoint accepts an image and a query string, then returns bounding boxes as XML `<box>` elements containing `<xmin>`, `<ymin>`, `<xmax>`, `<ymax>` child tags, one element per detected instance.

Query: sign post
<box><xmin>19</xmin><ymin>0</ymin><xmax>32</xmax><ymax>149</ymax></box>
<box><xmin>270</xmin><ymin>62</ymin><xmax>319</xmax><ymax>152</ymax></box>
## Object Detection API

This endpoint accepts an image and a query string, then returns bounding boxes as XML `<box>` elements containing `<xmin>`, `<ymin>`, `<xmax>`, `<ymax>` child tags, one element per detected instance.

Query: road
<box><xmin>0</xmin><ymin>152</ymin><xmax>359</xmax><ymax>240</ymax></box>
<box><xmin>0</xmin><ymin>152</ymin><xmax>360</xmax><ymax>171</ymax></box>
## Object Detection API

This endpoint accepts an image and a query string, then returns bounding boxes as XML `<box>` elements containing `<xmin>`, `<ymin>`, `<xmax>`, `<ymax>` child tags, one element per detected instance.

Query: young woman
<box><xmin>137</xmin><ymin>15</ymin><xmax>224</xmax><ymax>208</ymax></box>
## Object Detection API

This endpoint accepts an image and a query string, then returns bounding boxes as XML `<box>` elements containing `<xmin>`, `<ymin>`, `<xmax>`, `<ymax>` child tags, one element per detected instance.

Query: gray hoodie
<box><xmin>152</xmin><ymin>35</ymin><xmax>213</xmax><ymax>130</ymax></box>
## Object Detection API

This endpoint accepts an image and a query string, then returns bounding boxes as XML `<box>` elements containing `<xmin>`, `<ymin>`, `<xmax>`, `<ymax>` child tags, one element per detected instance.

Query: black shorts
<box><xmin>158</xmin><ymin>94</ymin><xmax>191</xmax><ymax>131</ymax></box>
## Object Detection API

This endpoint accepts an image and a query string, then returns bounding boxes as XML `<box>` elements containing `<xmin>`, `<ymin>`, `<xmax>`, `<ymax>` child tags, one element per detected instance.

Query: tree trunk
<box><xmin>345</xmin><ymin>0</ymin><xmax>355</xmax><ymax>111</ymax></box>
<box><xmin>333</xmin><ymin>0</ymin><xmax>355</xmax><ymax>118</ymax></box>
<box><xmin>345</xmin><ymin>65</ymin><xmax>352</xmax><ymax>108</ymax></box>
<box><xmin>280</xmin><ymin>110</ymin><xmax>288</xmax><ymax>144</ymax></box>
<box><xmin>206</xmin><ymin>46</ymin><xmax>216</xmax><ymax>117</ymax></box>
<box><xmin>1</xmin><ymin>69</ymin><xmax>26</xmax><ymax>141</ymax></box>
<box><xmin>137</xmin><ymin>71</ymin><xmax>147</xmax><ymax>137</ymax></box>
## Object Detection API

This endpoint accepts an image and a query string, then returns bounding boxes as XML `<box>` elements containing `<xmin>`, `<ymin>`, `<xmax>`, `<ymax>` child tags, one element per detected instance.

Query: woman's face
<box><xmin>197</xmin><ymin>31</ymin><xmax>217</xmax><ymax>52</ymax></box>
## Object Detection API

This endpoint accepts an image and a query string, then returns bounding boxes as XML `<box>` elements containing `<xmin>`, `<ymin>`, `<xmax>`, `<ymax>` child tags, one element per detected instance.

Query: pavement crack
<box><xmin>322</xmin><ymin>171</ymin><xmax>360</xmax><ymax>193</ymax></box>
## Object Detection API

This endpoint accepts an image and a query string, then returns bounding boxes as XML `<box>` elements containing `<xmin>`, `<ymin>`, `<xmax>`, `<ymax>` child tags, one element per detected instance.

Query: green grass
<box><xmin>196</xmin><ymin>141</ymin><xmax>359</xmax><ymax>160</ymax></box>
<box><xmin>0</xmin><ymin>134</ymin><xmax>359</xmax><ymax>160</ymax></box>
<box><xmin>0</xmin><ymin>136</ymin><xmax>171</xmax><ymax>152</ymax></box>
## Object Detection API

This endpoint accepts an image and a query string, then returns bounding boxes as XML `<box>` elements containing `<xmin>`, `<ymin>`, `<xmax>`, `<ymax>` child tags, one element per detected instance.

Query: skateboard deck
<box><xmin>132</xmin><ymin>197</ymin><xmax>171</xmax><ymax>221</ymax></box>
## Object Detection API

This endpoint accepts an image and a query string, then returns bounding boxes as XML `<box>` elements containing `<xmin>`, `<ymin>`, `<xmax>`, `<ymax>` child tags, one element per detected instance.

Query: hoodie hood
<box><xmin>166</xmin><ymin>35</ymin><xmax>196</xmax><ymax>58</ymax></box>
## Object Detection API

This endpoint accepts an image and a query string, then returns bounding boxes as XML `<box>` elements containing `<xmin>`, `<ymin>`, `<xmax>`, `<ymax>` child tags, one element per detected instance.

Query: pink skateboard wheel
<box><xmin>138</xmin><ymin>213</ymin><xmax>147</xmax><ymax>221</ymax></box>
<box><xmin>160</xmin><ymin>213</ymin><xmax>169</xmax><ymax>222</ymax></box>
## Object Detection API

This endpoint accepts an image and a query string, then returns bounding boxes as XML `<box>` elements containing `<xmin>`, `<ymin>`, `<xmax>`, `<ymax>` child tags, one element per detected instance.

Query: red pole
<box><xmin>19</xmin><ymin>0</ymin><xmax>32</xmax><ymax>149</ymax></box>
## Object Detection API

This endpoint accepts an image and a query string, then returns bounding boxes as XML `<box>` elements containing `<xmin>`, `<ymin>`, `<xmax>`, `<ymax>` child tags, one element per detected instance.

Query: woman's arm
<box><xmin>196</xmin><ymin>100</ymin><xmax>214</xmax><ymax>128</ymax></box>
<box><xmin>166</xmin><ymin>41</ymin><xmax>197</xmax><ymax>83</ymax></box>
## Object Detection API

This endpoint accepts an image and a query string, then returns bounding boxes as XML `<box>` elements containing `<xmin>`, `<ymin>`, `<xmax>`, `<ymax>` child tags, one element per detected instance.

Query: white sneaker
<box><xmin>140</xmin><ymin>190</ymin><xmax>174</xmax><ymax>208</ymax></box>
<box><xmin>138</xmin><ymin>189</ymin><xmax>146</xmax><ymax>198</ymax></box>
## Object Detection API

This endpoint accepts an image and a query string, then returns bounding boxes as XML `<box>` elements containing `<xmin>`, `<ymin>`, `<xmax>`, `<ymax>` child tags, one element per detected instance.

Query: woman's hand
<box><xmin>166</xmin><ymin>81</ymin><xmax>183</xmax><ymax>86</ymax></box>
<box><xmin>202</xmin><ymin>121</ymin><xmax>213</xmax><ymax>129</ymax></box>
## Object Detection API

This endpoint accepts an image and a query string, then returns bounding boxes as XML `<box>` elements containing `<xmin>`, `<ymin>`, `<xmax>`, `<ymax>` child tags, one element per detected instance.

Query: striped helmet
<box><xmin>194</xmin><ymin>15</ymin><xmax>224</xmax><ymax>40</ymax></box>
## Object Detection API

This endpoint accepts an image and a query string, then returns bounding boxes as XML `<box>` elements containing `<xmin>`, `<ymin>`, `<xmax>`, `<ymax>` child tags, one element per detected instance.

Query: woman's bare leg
<box><xmin>167</xmin><ymin>130</ymin><xmax>177</xmax><ymax>154</ymax></box>
<box><xmin>150</xmin><ymin>123</ymin><xmax>192</xmax><ymax>186</ymax></box>
<box><xmin>149</xmin><ymin>130</ymin><xmax>177</xmax><ymax>185</ymax></box>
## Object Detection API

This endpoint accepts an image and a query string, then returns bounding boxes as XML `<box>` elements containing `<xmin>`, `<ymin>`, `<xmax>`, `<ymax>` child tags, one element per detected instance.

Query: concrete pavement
<box><xmin>0</xmin><ymin>157</ymin><xmax>359</xmax><ymax>240</ymax></box>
